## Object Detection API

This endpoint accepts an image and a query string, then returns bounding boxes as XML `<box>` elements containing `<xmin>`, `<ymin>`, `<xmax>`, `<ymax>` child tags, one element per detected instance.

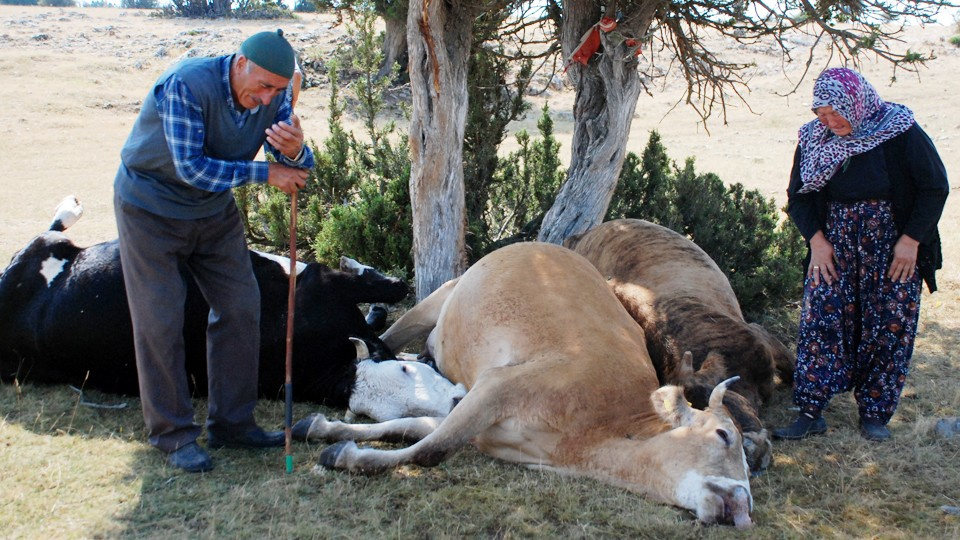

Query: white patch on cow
<box><xmin>40</xmin><ymin>256</ymin><xmax>68</xmax><ymax>287</ymax></box>
<box><xmin>253</xmin><ymin>250</ymin><xmax>307</xmax><ymax>275</ymax></box>
<box><xmin>52</xmin><ymin>195</ymin><xmax>83</xmax><ymax>230</ymax></box>
<box><xmin>675</xmin><ymin>470</ymin><xmax>753</xmax><ymax>524</ymax></box>
<box><xmin>340</xmin><ymin>256</ymin><xmax>372</xmax><ymax>275</ymax></box>
<box><xmin>675</xmin><ymin>470</ymin><xmax>707</xmax><ymax>513</ymax></box>
<box><xmin>349</xmin><ymin>359</ymin><xmax>467</xmax><ymax>422</ymax></box>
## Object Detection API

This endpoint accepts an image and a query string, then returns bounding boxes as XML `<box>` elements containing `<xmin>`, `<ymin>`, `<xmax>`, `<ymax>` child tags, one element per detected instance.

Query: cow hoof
<box><xmin>292</xmin><ymin>414</ymin><xmax>326</xmax><ymax>441</ymax></box>
<box><xmin>320</xmin><ymin>440</ymin><xmax>356</xmax><ymax>470</ymax></box>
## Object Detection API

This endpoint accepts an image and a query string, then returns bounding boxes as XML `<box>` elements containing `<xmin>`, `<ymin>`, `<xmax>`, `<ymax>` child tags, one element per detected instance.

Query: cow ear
<box><xmin>699</xmin><ymin>350</ymin><xmax>725</xmax><ymax>371</ymax></box>
<box><xmin>651</xmin><ymin>385</ymin><xmax>697</xmax><ymax>427</ymax></box>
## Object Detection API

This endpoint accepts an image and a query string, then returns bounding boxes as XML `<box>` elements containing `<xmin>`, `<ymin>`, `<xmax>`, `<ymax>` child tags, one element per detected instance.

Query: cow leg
<box><xmin>295</xmin><ymin>414</ymin><xmax>442</xmax><ymax>443</ymax></box>
<box><xmin>380</xmin><ymin>277</ymin><xmax>459</xmax><ymax>351</ymax></box>
<box><xmin>320</xmin><ymin>364</ymin><xmax>523</xmax><ymax>474</ymax></box>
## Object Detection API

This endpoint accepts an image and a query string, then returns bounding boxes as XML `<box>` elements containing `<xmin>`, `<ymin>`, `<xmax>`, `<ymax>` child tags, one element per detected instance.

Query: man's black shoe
<box><xmin>772</xmin><ymin>414</ymin><xmax>828</xmax><ymax>440</ymax></box>
<box><xmin>208</xmin><ymin>427</ymin><xmax>286</xmax><ymax>449</ymax></box>
<box><xmin>168</xmin><ymin>442</ymin><xmax>214</xmax><ymax>473</ymax></box>
<box><xmin>859</xmin><ymin>420</ymin><xmax>891</xmax><ymax>442</ymax></box>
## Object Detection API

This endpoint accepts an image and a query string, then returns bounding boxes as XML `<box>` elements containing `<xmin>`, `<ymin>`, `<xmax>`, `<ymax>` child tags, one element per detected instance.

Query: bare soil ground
<box><xmin>1</xmin><ymin>6</ymin><xmax>959</xmax><ymax>538</ymax></box>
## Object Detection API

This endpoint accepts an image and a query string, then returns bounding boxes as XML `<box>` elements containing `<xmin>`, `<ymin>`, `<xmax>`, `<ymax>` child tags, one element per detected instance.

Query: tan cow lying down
<box><xmin>564</xmin><ymin>219</ymin><xmax>795</xmax><ymax>473</ymax></box>
<box><xmin>300</xmin><ymin>243</ymin><xmax>753</xmax><ymax>527</ymax></box>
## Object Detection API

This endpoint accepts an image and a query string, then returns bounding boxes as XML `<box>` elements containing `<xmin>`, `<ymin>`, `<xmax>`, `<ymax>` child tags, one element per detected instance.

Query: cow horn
<box><xmin>708</xmin><ymin>375</ymin><xmax>740</xmax><ymax>411</ymax></box>
<box><xmin>349</xmin><ymin>337</ymin><xmax>370</xmax><ymax>360</ymax></box>
<box><xmin>677</xmin><ymin>351</ymin><xmax>694</xmax><ymax>383</ymax></box>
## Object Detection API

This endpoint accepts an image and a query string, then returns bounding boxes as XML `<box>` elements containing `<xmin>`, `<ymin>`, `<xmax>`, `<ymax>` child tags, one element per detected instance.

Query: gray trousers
<box><xmin>114</xmin><ymin>195</ymin><xmax>261</xmax><ymax>452</ymax></box>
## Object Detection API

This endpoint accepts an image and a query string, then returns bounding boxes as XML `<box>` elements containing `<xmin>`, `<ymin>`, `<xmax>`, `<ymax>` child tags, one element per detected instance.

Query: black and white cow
<box><xmin>0</xmin><ymin>196</ymin><xmax>465</xmax><ymax>421</ymax></box>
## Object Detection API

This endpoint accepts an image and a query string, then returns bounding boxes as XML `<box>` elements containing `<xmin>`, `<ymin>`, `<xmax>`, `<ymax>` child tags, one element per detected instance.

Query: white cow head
<box><xmin>348</xmin><ymin>339</ymin><xmax>467</xmax><ymax>422</ymax></box>
<box><xmin>650</xmin><ymin>377</ymin><xmax>753</xmax><ymax>528</ymax></box>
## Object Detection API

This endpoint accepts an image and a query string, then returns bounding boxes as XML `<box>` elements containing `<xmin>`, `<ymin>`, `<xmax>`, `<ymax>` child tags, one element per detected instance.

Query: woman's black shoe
<box><xmin>859</xmin><ymin>420</ymin><xmax>891</xmax><ymax>442</ymax></box>
<box><xmin>773</xmin><ymin>414</ymin><xmax>828</xmax><ymax>440</ymax></box>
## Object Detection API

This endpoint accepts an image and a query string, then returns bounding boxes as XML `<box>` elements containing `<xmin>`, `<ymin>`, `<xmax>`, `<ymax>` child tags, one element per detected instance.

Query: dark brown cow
<box><xmin>564</xmin><ymin>219</ymin><xmax>794</xmax><ymax>472</ymax></box>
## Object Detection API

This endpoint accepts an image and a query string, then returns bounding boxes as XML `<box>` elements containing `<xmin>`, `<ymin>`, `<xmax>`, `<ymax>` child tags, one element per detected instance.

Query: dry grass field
<box><xmin>1</xmin><ymin>6</ymin><xmax>959</xmax><ymax>539</ymax></box>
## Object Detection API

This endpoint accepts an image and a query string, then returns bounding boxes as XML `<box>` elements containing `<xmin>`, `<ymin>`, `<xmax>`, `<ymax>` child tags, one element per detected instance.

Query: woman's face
<box><xmin>815</xmin><ymin>105</ymin><xmax>852</xmax><ymax>137</ymax></box>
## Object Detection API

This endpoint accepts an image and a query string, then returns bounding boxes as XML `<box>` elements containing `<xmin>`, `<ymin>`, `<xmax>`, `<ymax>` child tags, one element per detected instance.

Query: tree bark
<box><xmin>537</xmin><ymin>5</ymin><xmax>645</xmax><ymax>245</ymax></box>
<box><xmin>211</xmin><ymin>0</ymin><xmax>230</xmax><ymax>16</ymax></box>
<box><xmin>406</xmin><ymin>0</ymin><xmax>476</xmax><ymax>300</ymax></box>
<box><xmin>379</xmin><ymin>15</ymin><xmax>409</xmax><ymax>80</ymax></box>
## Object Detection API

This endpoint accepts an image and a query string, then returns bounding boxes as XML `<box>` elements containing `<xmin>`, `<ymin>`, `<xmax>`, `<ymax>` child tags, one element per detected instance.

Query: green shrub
<box><xmin>463</xmin><ymin>11</ymin><xmax>533</xmax><ymax>262</ymax></box>
<box><xmin>479</xmin><ymin>105</ymin><xmax>565</xmax><ymax>256</ymax></box>
<box><xmin>120</xmin><ymin>0</ymin><xmax>159</xmax><ymax>8</ymax></box>
<box><xmin>160</xmin><ymin>0</ymin><xmax>292</xmax><ymax>19</ymax></box>
<box><xmin>608</xmin><ymin>131</ymin><xmax>804</xmax><ymax>319</ymax></box>
<box><xmin>238</xmin><ymin>1</ymin><xmax>412</xmax><ymax>277</ymax></box>
<box><xmin>949</xmin><ymin>35</ymin><xmax>960</xmax><ymax>48</ymax></box>
<box><xmin>311</xmin><ymin>170</ymin><xmax>412</xmax><ymax>277</ymax></box>
<box><xmin>605</xmin><ymin>130</ymin><xmax>681</xmax><ymax>230</ymax></box>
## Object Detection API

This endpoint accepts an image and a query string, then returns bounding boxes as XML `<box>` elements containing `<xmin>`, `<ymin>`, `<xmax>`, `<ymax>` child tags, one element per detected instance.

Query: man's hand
<box><xmin>267</xmin><ymin>163</ymin><xmax>308</xmax><ymax>195</ymax></box>
<box><xmin>266</xmin><ymin>114</ymin><xmax>305</xmax><ymax>160</ymax></box>
<box><xmin>888</xmin><ymin>234</ymin><xmax>919</xmax><ymax>283</ymax></box>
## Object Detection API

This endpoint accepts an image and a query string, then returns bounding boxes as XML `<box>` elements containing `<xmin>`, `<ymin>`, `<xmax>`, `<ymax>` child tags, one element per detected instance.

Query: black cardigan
<box><xmin>786</xmin><ymin>123</ymin><xmax>950</xmax><ymax>292</ymax></box>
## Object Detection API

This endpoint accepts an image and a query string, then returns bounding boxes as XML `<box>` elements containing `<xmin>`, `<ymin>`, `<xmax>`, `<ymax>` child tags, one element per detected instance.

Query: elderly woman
<box><xmin>774</xmin><ymin>67</ymin><xmax>949</xmax><ymax>442</ymax></box>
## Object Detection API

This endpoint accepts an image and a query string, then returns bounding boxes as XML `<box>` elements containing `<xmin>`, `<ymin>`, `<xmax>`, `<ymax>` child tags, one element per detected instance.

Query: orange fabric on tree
<box><xmin>566</xmin><ymin>17</ymin><xmax>639</xmax><ymax>72</ymax></box>
<box><xmin>569</xmin><ymin>25</ymin><xmax>601</xmax><ymax>67</ymax></box>
<box><xmin>598</xmin><ymin>17</ymin><xmax>617</xmax><ymax>32</ymax></box>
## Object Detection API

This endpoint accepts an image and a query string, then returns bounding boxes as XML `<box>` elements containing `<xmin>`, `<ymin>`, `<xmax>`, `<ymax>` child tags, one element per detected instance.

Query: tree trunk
<box><xmin>406</xmin><ymin>0</ymin><xmax>476</xmax><ymax>300</ymax></box>
<box><xmin>379</xmin><ymin>15</ymin><xmax>409</xmax><ymax>80</ymax></box>
<box><xmin>537</xmin><ymin>7</ymin><xmax>644</xmax><ymax>245</ymax></box>
<box><xmin>211</xmin><ymin>0</ymin><xmax>230</xmax><ymax>16</ymax></box>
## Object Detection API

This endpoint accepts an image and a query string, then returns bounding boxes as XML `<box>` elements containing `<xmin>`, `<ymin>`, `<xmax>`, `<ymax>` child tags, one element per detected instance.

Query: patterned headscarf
<box><xmin>796</xmin><ymin>68</ymin><xmax>915</xmax><ymax>193</ymax></box>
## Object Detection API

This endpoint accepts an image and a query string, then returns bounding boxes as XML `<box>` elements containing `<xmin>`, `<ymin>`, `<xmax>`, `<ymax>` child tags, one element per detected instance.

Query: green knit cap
<box><xmin>240</xmin><ymin>29</ymin><xmax>295</xmax><ymax>79</ymax></box>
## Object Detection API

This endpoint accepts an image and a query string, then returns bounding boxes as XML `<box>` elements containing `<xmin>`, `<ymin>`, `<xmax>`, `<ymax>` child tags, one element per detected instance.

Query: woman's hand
<box><xmin>888</xmin><ymin>234</ymin><xmax>919</xmax><ymax>283</ymax></box>
<box><xmin>808</xmin><ymin>230</ymin><xmax>838</xmax><ymax>286</ymax></box>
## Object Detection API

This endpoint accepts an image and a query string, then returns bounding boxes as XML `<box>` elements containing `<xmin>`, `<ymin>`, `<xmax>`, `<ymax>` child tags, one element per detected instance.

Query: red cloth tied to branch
<box><xmin>598</xmin><ymin>17</ymin><xmax>617</xmax><ymax>32</ymax></box>
<box><xmin>565</xmin><ymin>17</ymin><xmax>639</xmax><ymax>71</ymax></box>
<box><xmin>568</xmin><ymin>17</ymin><xmax>616</xmax><ymax>68</ymax></box>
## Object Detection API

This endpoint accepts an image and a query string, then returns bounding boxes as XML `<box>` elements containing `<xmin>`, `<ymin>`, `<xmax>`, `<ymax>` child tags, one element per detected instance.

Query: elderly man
<box><xmin>114</xmin><ymin>30</ymin><xmax>314</xmax><ymax>472</ymax></box>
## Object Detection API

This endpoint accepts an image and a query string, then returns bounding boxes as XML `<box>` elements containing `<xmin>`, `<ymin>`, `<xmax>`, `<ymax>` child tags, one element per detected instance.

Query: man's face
<box><xmin>815</xmin><ymin>105</ymin><xmax>852</xmax><ymax>137</ymax></box>
<box><xmin>232</xmin><ymin>56</ymin><xmax>290</xmax><ymax>110</ymax></box>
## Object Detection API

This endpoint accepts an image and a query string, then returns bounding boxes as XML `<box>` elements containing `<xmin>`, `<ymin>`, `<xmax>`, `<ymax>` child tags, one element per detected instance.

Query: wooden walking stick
<box><xmin>284</xmin><ymin>67</ymin><xmax>303</xmax><ymax>474</ymax></box>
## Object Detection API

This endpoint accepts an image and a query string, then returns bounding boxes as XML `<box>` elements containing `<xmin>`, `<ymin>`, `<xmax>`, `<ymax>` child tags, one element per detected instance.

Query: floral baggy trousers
<box><xmin>793</xmin><ymin>200</ymin><xmax>921</xmax><ymax>425</ymax></box>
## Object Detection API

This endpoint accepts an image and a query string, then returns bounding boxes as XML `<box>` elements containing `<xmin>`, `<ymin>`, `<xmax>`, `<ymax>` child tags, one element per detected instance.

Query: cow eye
<box><xmin>716</xmin><ymin>429</ymin><xmax>731</xmax><ymax>447</ymax></box>
<box><xmin>400</xmin><ymin>364</ymin><xmax>411</xmax><ymax>374</ymax></box>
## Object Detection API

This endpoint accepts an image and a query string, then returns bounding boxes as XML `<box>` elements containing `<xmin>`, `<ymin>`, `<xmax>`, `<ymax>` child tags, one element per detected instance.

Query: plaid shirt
<box><xmin>156</xmin><ymin>56</ymin><xmax>314</xmax><ymax>192</ymax></box>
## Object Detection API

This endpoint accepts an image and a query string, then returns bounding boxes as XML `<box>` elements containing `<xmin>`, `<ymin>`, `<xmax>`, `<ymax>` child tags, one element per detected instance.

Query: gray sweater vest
<box><xmin>114</xmin><ymin>55</ymin><xmax>282</xmax><ymax>219</ymax></box>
